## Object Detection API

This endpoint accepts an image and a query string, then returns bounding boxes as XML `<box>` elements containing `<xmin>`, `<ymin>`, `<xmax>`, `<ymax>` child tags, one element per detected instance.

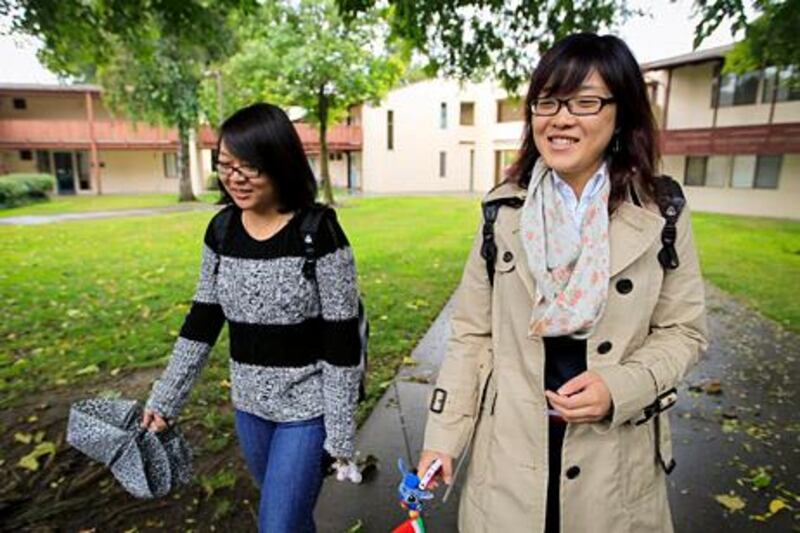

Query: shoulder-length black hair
<box><xmin>507</xmin><ymin>33</ymin><xmax>660</xmax><ymax>211</ymax></box>
<box><xmin>216</xmin><ymin>103</ymin><xmax>317</xmax><ymax>213</ymax></box>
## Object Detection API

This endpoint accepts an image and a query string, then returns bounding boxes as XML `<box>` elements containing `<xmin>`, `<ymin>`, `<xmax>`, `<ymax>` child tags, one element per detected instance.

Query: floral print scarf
<box><xmin>520</xmin><ymin>158</ymin><xmax>610</xmax><ymax>339</ymax></box>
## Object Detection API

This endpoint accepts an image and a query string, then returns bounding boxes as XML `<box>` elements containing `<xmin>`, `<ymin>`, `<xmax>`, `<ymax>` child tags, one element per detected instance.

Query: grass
<box><xmin>0</xmin><ymin>192</ymin><xmax>221</xmax><ymax>218</ymax></box>
<box><xmin>692</xmin><ymin>212</ymin><xmax>800</xmax><ymax>333</ymax></box>
<box><xmin>0</xmin><ymin>196</ymin><xmax>480</xmax><ymax>410</ymax></box>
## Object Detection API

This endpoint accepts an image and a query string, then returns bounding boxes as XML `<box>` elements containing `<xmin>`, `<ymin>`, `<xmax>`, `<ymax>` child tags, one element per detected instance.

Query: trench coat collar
<box><xmin>485</xmin><ymin>180</ymin><xmax>664</xmax><ymax>301</ymax></box>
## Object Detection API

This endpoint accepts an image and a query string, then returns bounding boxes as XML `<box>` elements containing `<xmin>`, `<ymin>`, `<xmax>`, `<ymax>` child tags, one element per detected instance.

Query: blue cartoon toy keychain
<box><xmin>392</xmin><ymin>457</ymin><xmax>442</xmax><ymax>533</ymax></box>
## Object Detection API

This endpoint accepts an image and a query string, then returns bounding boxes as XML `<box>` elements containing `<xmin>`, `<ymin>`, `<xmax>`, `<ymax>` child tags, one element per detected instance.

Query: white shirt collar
<box><xmin>552</xmin><ymin>162</ymin><xmax>608</xmax><ymax>203</ymax></box>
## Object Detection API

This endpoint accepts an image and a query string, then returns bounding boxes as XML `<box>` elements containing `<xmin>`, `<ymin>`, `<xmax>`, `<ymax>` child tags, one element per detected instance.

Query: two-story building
<box><xmin>0</xmin><ymin>83</ymin><xmax>361</xmax><ymax>196</ymax></box>
<box><xmin>643</xmin><ymin>45</ymin><xmax>800</xmax><ymax>219</ymax></box>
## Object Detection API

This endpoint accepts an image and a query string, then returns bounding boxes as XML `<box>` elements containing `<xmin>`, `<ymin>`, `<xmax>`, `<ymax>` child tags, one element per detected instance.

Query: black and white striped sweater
<box><xmin>146</xmin><ymin>205</ymin><xmax>362</xmax><ymax>458</ymax></box>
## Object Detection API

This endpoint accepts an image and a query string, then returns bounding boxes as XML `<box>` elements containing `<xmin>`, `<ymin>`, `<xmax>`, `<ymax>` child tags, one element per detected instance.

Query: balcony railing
<box><xmin>660</xmin><ymin>123</ymin><xmax>800</xmax><ymax>155</ymax></box>
<box><xmin>1</xmin><ymin>118</ymin><xmax>362</xmax><ymax>153</ymax></box>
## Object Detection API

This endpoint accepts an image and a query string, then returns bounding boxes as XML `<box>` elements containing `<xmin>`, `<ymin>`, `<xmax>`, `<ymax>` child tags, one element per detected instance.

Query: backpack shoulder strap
<box><xmin>210</xmin><ymin>206</ymin><xmax>236</xmax><ymax>274</ymax></box>
<box><xmin>300</xmin><ymin>203</ymin><xmax>332</xmax><ymax>280</ymax></box>
<box><xmin>653</xmin><ymin>175</ymin><xmax>686</xmax><ymax>270</ymax></box>
<box><xmin>480</xmin><ymin>196</ymin><xmax>524</xmax><ymax>285</ymax></box>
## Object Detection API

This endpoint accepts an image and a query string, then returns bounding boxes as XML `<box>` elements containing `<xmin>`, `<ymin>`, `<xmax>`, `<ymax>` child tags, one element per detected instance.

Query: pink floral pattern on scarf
<box><xmin>520</xmin><ymin>158</ymin><xmax>610</xmax><ymax>338</ymax></box>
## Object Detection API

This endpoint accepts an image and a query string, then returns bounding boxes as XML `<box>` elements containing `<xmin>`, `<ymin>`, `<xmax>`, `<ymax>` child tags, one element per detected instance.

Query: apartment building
<box><xmin>360</xmin><ymin>79</ymin><xmax>525</xmax><ymax>194</ymax></box>
<box><xmin>643</xmin><ymin>45</ymin><xmax>800</xmax><ymax>219</ymax></box>
<box><xmin>0</xmin><ymin>83</ymin><xmax>360</xmax><ymax>195</ymax></box>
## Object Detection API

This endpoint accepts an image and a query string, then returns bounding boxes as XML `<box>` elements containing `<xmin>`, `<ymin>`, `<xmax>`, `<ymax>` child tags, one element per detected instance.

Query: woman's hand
<box><xmin>545</xmin><ymin>371</ymin><xmax>612</xmax><ymax>423</ymax></box>
<box><xmin>141</xmin><ymin>408</ymin><xmax>169</xmax><ymax>432</ymax></box>
<box><xmin>417</xmin><ymin>449</ymin><xmax>453</xmax><ymax>489</ymax></box>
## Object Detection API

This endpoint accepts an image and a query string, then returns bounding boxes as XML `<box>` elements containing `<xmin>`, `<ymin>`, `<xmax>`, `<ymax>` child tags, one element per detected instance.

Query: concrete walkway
<box><xmin>315</xmin><ymin>283</ymin><xmax>799</xmax><ymax>532</ymax></box>
<box><xmin>0</xmin><ymin>202</ymin><xmax>217</xmax><ymax>225</ymax></box>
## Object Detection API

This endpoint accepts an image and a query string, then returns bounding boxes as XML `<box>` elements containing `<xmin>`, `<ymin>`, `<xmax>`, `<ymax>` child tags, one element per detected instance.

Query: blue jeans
<box><xmin>235</xmin><ymin>410</ymin><xmax>327</xmax><ymax>533</ymax></box>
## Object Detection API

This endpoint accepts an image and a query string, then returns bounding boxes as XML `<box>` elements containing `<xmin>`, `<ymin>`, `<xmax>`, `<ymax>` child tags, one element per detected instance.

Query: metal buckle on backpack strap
<box><xmin>635</xmin><ymin>387</ymin><xmax>678</xmax><ymax>426</ymax></box>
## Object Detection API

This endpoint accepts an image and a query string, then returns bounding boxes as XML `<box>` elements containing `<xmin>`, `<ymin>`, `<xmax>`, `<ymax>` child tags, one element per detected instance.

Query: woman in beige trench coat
<box><xmin>418</xmin><ymin>34</ymin><xmax>708</xmax><ymax>533</ymax></box>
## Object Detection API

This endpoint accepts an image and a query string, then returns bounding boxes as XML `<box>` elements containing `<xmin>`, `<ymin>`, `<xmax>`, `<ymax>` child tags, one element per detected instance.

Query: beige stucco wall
<box><xmin>361</xmin><ymin>79</ymin><xmax>524</xmax><ymax>193</ymax></box>
<box><xmin>97</xmin><ymin>150</ymin><xmax>179</xmax><ymax>194</ymax></box>
<box><xmin>0</xmin><ymin>93</ymin><xmax>113</xmax><ymax>121</ymax></box>
<box><xmin>664</xmin><ymin>62</ymin><xmax>800</xmax><ymax>129</ymax></box>
<box><xmin>661</xmin><ymin>154</ymin><xmax>799</xmax><ymax>220</ymax></box>
<box><xmin>0</xmin><ymin>149</ymin><xmax>38</xmax><ymax>174</ymax></box>
<box><xmin>308</xmin><ymin>153</ymin><xmax>351</xmax><ymax>189</ymax></box>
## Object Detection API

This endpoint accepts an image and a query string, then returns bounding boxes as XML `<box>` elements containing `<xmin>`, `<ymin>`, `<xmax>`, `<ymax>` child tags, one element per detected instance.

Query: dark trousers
<box><xmin>545</xmin><ymin>420</ymin><xmax>567</xmax><ymax>533</ymax></box>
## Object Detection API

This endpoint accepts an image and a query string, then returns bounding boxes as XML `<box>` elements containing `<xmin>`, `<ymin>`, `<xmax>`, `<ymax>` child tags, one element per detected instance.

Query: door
<box><xmin>53</xmin><ymin>152</ymin><xmax>76</xmax><ymax>195</ymax></box>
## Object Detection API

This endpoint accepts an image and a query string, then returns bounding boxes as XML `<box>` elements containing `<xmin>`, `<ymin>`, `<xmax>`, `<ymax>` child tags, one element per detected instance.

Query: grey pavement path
<box><xmin>0</xmin><ymin>202</ymin><xmax>217</xmax><ymax>225</ymax></box>
<box><xmin>315</xmin><ymin>283</ymin><xmax>799</xmax><ymax>532</ymax></box>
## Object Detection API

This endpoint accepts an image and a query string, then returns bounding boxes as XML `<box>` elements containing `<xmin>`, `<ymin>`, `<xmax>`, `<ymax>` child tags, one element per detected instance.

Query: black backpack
<box><xmin>212</xmin><ymin>203</ymin><xmax>370</xmax><ymax>402</ymax></box>
<box><xmin>480</xmin><ymin>176</ymin><xmax>686</xmax><ymax>285</ymax></box>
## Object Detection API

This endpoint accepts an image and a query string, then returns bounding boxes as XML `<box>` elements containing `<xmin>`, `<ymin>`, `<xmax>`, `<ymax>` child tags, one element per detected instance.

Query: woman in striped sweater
<box><xmin>141</xmin><ymin>103</ymin><xmax>362</xmax><ymax>532</ymax></box>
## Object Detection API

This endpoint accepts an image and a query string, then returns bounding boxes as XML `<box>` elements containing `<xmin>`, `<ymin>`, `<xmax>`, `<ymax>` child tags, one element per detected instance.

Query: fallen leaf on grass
<box><xmin>14</xmin><ymin>432</ymin><xmax>32</xmax><ymax>444</ymax></box>
<box><xmin>18</xmin><ymin>441</ymin><xmax>56</xmax><ymax>471</ymax></box>
<box><xmin>715</xmin><ymin>493</ymin><xmax>746</xmax><ymax>512</ymax></box>
<box><xmin>75</xmin><ymin>364</ymin><xmax>100</xmax><ymax>376</ymax></box>
<box><xmin>401</xmin><ymin>356</ymin><xmax>417</xmax><ymax>366</ymax></box>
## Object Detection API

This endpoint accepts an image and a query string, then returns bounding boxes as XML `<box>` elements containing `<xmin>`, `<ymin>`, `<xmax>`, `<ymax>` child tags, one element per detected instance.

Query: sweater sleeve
<box><xmin>315</xmin><ymin>210</ymin><xmax>362</xmax><ymax>458</ymax></box>
<box><xmin>146</xmin><ymin>217</ymin><xmax>227</xmax><ymax>419</ymax></box>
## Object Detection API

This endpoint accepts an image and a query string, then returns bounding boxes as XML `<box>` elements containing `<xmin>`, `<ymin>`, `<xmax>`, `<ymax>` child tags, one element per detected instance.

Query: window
<box><xmin>163</xmin><ymin>153</ymin><xmax>178</xmax><ymax>178</ymax></box>
<box><xmin>731</xmin><ymin>155</ymin><xmax>756</xmax><ymax>188</ymax></box>
<box><xmin>13</xmin><ymin>98</ymin><xmax>26</xmax><ymax>110</ymax></box>
<box><xmin>494</xmin><ymin>149</ymin><xmax>517</xmax><ymax>184</ymax></box>
<box><xmin>717</xmin><ymin>71</ymin><xmax>760</xmax><ymax>106</ymax></box>
<box><xmin>440</xmin><ymin>102</ymin><xmax>447</xmax><ymax>129</ymax></box>
<box><xmin>460</xmin><ymin>102</ymin><xmax>475</xmax><ymax>125</ymax></box>
<box><xmin>497</xmin><ymin>98</ymin><xmax>524</xmax><ymax>122</ymax></box>
<box><xmin>684</xmin><ymin>156</ymin><xmax>707</xmax><ymax>186</ymax></box>
<box><xmin>19</xmin><ymin>150</ymin><xmax>32</xmax><ymax>161</ymax></box>
<box><xmin>76</xmin><ymin>151</ymin><xmax>91</xmax><ymax>190</ymax></box>
<box><xmin>35</xmin><ymin>150</ymin><xmax>51</xmax><ymax>173</ymax></box>
<box><xmin>387</xmin><ymin>110</ymin><xmax>394</xmax><ymax>150</ymax></box>
<box><xmin>754</xmin><ymin>155</ymin><xmax>782</xmax><ymax>189</ymax></box>
<box><xmin>439</xmin><ymin>151</ymin><xmax>447</xmax><ymax>178</ymax></box>
<box><xmin>705</xmin><ymin>156</ymin><xmax>729</xmax><ymax>187</ymax></box>
<box><xmin>763</xmin><ymin>66</ymin><xmax>800</xmax><ymax>103</ymax></box>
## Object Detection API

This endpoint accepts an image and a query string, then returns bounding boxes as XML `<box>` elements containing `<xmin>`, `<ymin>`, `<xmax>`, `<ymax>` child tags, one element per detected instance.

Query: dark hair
<box><xmin>216</xmin><ymin>103</ymin><xmax>317</xmax><ymax>212</ymax></box>
<box><xmin>507</xmin><ymin>33</ymin><xmax>660</xmax><ymax>211</ymax></box>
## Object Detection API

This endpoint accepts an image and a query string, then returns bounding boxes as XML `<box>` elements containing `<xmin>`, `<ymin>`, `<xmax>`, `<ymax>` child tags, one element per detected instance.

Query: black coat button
<box><xmin>502</xmin><ymin>251</ymin><xmax>514</xmax><ymax>262</ymax></box>
<box><xmin>616</xmin><ymin>278</ymin><xmax>633</xmax><ymax>294</ymax></box>
<box><xmin>598</xmin><ymin>341</ymin><xmax>613</xmax><ymax>354</ymax></box>
<box><xmin>566</xmin><ymin>466</ymin><xmax>581</xmax><ymax>479</ymax></box>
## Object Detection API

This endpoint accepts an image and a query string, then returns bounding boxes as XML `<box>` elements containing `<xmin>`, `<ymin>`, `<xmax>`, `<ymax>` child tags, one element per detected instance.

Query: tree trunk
<box><xmin>318</xmin><ymin>89</ymin><xmax>335</xmax><ymax>206</ymax></box>
<box><xmin>177</xmin><ymin>122</ymin><xmax>196</xmax><ymax>202</ymax></box>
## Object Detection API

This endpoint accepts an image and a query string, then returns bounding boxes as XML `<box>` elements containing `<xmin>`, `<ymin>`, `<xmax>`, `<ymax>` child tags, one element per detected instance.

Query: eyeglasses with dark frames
<box><xmin>215</xmin><ymin>160</ymin><xmax>264</xmax><ymax>182</ymax></box>
<box><xmin>530</xmin><ymin>96</ymin><xmax>616</xmax><ymax>117</ymax></box>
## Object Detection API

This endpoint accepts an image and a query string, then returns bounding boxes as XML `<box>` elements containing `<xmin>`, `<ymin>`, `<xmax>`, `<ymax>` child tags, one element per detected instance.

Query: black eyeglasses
<box><xmin>216</xmin><ymin>160</ymin><xmax>263</xmax><ymax>182</ymax></box>
<box><xmin>531</xmin><ymin>96</ymin><xmax>616</xmax><ymax>117</ymax></box>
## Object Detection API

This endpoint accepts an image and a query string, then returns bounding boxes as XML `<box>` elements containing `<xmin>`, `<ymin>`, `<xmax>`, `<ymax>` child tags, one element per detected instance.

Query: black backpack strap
<box><xmin>300</xmin><ymin>203</ymin><xmax>331</xmax><ymax>281</ymax></box>
<box><xmin>653</xmin><ymin>176</ymin><xmax>685</xmax><ymax>270</ymax></box>
<box><xmin>480</xmin><ymin>197</ymin><xmax>524</xmax><ymax>285</ymax></box>
<box><xmin>210</xmin><ymin>206</ymin><xmax>236</xmax><ymax>275</ymax></box>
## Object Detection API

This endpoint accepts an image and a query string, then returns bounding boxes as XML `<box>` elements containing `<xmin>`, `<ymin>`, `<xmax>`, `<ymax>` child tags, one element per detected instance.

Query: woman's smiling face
<box><xmin>216</xmin><ymin>140</ymin><xmax>277</xmax><ymax>211</ymax></box>
<box><xmin>532</xmin><ymin>69</ymin><xmax>617</xmax><ymax>182</ymax></box>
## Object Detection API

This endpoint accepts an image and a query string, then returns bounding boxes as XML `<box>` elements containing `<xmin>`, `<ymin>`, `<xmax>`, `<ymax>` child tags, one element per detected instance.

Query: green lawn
<box><xmin>692</xmin><ymin>212</ymin><xmax>800</xmax><ymax>333</ymax></box>
<box><xmin>0</xmin><ymin>196</ymin><xmax>480</xmax><ymax>412</ymax></box>
<box><xmin>0</xmin><ymin>192</ymin><xmax>221</xmax><ymax>218</ymax></box>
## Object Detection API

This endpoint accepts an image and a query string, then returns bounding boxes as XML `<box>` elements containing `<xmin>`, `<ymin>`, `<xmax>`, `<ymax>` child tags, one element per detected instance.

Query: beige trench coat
<box><xmin>423</xmin><ymin>181</ymin><xmax>708</xmax><ymax>532</ymax></box>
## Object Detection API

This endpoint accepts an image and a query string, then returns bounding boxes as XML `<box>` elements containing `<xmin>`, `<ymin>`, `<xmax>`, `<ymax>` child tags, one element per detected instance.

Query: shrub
<box><xmin>0</xmin><ymin>173</ymin><xmax>56</xmax><ymax>208</ymax></box>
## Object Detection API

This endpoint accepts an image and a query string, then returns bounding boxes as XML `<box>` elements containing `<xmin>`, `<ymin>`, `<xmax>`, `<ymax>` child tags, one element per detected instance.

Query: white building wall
<box><xmin>362</xmin><ymin>79</ymin><xmax>525</xmax><ymax>194</ymax></box>
<box><xmin>98</xmin><ymin>150</ymin><xmax>179</xmax><ymax>194</ymax></box>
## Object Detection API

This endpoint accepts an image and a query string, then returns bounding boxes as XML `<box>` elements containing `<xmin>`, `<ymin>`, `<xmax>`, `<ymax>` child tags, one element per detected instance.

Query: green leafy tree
<box><xmin>208</xmin><ymin>0</ymin><xmax>405</xmax><ymax>205</ymax></box>
<box><xmin>337</xmin><ymin>0</ymin><xmax>635</xmax><ymax>90</ymax></box>
<box><xmin>1</xmin><ymin>0</ymin><xmax>252</xmax><ymax>200</ymax></box>
<box><xmin>693</xmin><ymin>0</ymin><xmax>799</xmax><ymax>81</ymax></box>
